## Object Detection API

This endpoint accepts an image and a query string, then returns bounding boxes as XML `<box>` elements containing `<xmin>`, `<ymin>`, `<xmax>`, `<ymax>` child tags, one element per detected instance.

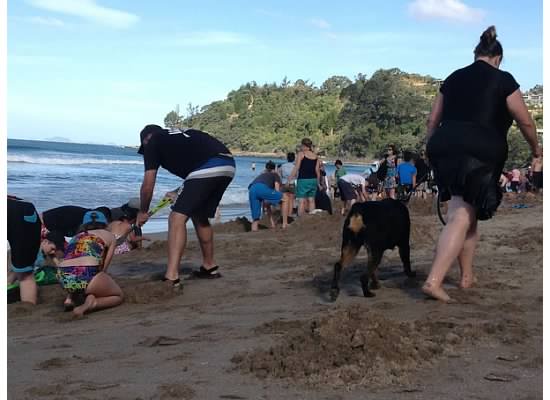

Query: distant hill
<box><xmin>164</xmin><ymin>69</ymin><xmax>439</xmax><ymax>158</ymax></box>
<box><xmin>164</xmin><ymin>68</ymin><xmax>541</xmax><ymax>167</ymax></box>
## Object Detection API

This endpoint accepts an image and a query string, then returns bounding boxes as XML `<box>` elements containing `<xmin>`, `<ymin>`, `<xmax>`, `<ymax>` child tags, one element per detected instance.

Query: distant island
<box><xmin>45</xmin><ymin>136</ymin><xmax>72</xmax><ymax>143</ymax></box>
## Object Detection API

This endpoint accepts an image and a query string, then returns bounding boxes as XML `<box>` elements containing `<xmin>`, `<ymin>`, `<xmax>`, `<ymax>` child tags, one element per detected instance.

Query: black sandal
<box><xmin>191</xmin><ymin>266</ymin><xmax>222</xmax><ymax>279</ymax></box>
<box><xmin>162</xmin><ymin>277</ymin><xmax>183</xmax><ymax>291</ymax></box>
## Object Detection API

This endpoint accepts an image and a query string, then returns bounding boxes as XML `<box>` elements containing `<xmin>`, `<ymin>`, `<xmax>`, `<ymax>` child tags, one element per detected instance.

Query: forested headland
<box><xmin>164</xmin><ymin>68</ymin><xmax>543</xmax><ymax>168</ymax></box>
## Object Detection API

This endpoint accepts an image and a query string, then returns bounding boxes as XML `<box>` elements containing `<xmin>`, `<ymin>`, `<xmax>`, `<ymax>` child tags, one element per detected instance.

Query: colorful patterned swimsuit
<box><xmin>57</xmin><ymin>232</ymin><xmax>106</xmax><ymax>292</ymax></box>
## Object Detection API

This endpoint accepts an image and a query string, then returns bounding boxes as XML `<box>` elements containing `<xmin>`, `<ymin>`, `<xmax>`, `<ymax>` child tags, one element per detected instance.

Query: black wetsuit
<box><xmin>42</xmin><ymin>206</ymin><xmax>110</xmax><ymax>237</ymax></box>
<box><xmin>8</xmin><ymin>198</ymin><xmax>41</xmax><ymax>271</ymax></box>
<box><xmin>427</xmin><ymin>60</ymin><xmax>519</xmax><ymax>220</ymax></box>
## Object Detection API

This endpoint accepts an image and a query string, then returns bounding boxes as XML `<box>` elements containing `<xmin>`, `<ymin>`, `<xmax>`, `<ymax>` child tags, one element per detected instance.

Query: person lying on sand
<box><xmin>57</xmin><ymin>210</ymin><xmax>123</xmax><ymax>317</ymax></box>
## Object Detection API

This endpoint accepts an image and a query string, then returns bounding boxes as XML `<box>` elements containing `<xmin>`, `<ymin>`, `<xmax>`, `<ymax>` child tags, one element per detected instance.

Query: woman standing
<box><xmin>289</xmin><ymin>138</ymin><xmax>321</xmax><ymax>216</ymax></box>
<box><xmin>422</xmin><ymin>26</ymin><xmax>542</xmax><ymax>302</ymax></box>
<box><xmin>381</xmin><ymin>145</ymin><xmax>398</xmax><ymax>199</ymax></box>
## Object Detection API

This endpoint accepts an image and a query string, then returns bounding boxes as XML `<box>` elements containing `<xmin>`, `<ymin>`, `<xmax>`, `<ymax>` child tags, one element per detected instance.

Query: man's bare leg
<box><xmin>166</xmin><ymin>211</ymin><xmax>189</xmax><ymax>280</ymax></box>
<box><xmin>192</xmin><ymin>217</ymin><xmax>215</xmax><ymax>269</ymax></box>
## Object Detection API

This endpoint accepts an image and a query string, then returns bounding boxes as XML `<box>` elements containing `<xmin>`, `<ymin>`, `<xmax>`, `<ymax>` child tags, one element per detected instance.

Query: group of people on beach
<box><xmin>247</xmin><ymin>139</ymin><xmax>433</xmax><ymax>228</ymax></box>
<box><xmin>499</xmin><ymin>162</ymin><xmax>543</xmax><ymax>194</ymax></box>
<box><xmin>6</xmin><ymin>25</ymin><xmax>544</xmax><ymax>314</ymax></box>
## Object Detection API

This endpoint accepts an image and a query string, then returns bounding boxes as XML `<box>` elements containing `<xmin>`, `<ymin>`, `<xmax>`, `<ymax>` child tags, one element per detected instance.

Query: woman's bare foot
<box><xmin>63</xmin><ymin>296</ymin><xmax>75</xmax><ymax>312</ymax></box>
<box><xmin>459</xmin><ymin>275</ymin><xmax>477</xmax><ymax>289</ymax></box>
<box><xmin>422</xmin><ymin>283</ymin><xmax>451</xmax><ymax>302</ymax></box>
<box><xmin>73</xmin><ymin>294</ymin><xmax>97</xmax><ymax>318</ymax></box>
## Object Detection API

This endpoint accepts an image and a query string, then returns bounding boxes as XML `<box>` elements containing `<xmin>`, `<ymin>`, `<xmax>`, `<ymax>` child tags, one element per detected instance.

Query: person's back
<box><xmin>441</xmin><ymin>60</ymin><xmax>517</xmax><ymax>136</ymax></box>
<box><xmin>142</xmin><ymin>128</ymin><xmax>231</xmax><ymax>179</ymax></box>
<box><xmin>298</xmin><ymin>151</ymin><xmax>318</xmax><ymax>179</ymax></box>
<box><xmin>340</xmin><ymin>173</ymin><xmax>366</xmax><ymax>187</ymax></box>
<box><xmin>397</xmin><ymin>161</ymin><xmax>417</xmax><ymax>186</ymax></box>
<box><xmin>62</xmin><ymin>229</ymin><xmax>112</xmax><ymax>267</ymax></box>
<box><xmin>279</xmin><ymin>162</ymin><xmax>295</xmax><ymax>184</ymax></box>
<box><xmin>249</xmin><ymin>170</ymin><xmax>281</xmax><ymax>190</ymax></box>
<box><xmin>42</xmin><ymin>206</ymin><xmax>90</xmax><ymax>237</ymax></box>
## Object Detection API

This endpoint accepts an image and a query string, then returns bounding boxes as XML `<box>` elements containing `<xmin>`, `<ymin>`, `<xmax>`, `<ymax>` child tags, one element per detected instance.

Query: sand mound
<box><xmin>232</xmin><ymin>305</ymin><xmax>527</xmax><ymax>389</ymax></box>
<box><xmin>121</xmin><ymin>281</ymin><xmax>179</xmax><ymax>304</ymax></box>
<box><xmin>214</xmin><ymin>217</ymin><xmax>252</xmax><ymax>233</ymax></box>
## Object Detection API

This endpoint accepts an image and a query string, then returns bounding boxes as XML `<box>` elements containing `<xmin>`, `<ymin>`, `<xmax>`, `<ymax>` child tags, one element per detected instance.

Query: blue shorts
<box><xmin>249</xmin><ymin>183</ymin><xmax>283</xmax><ymax>221</ymax></box>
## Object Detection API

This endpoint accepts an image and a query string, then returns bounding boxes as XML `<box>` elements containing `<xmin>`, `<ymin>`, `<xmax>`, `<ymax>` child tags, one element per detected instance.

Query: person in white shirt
<box><xmin>337</xmin><ymin>173</ymin><xmax>368</xmax><ymax>215</ymax></box>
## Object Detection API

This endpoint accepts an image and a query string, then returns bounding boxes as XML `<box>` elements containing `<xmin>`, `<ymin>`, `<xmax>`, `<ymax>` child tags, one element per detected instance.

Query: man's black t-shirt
<box><xmin>42</xmin><ymin>206</ymin><xmax>89</xmax><ymax>237</ymax></box>
<box><xmin>440</xmin><ymin>60</ymin><xmax>519</xmax><ymax>137</ymax></box>
<box><xmin>143</xmin><ymin>129</ymin><xmax>231</xmax><ymax>179</ymax></box>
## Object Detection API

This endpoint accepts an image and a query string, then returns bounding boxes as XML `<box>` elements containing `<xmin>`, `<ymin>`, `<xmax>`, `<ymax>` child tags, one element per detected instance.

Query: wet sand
<box><xmin>8</xmin><ymin>193</ymin><xmax>542</xmax><ymax>399</ymax></box>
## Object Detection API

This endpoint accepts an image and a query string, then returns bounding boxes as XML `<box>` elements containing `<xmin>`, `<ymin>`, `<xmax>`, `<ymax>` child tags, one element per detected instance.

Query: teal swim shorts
<box><xmin>296</xmin><ymin>178</ymin><xmax>318</xmax><ymax>199</ymax></box>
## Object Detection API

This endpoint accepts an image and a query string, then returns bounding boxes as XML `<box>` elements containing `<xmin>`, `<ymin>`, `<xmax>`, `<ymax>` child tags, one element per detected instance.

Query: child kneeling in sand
<box><xmin>57</xmin><ymin>210</ymin><xmax>123</xmax><ymax>317</ymax></box>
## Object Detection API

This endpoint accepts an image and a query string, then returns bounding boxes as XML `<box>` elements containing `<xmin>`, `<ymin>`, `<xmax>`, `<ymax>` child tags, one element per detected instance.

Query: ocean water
<box><xmin>7</xmin><ymin>139</ymin><xmax>368</xmax><ymax>233</ymax></box>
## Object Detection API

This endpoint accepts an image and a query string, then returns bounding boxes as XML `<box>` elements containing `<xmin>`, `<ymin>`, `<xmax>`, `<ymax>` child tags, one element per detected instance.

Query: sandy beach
<box><xmin>7</xmin><ymin>193</ymin><xmax>542</xmax><ymax>400</ymax></box>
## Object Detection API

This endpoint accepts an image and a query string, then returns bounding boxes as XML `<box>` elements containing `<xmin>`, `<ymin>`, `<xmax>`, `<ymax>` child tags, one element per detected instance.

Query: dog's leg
<box><xmin>399</xmin><ymin>240</ymin><xmax>415</xmax><ymax>277</ymax></box>
<box><xmin>361</xmin><ymin>249</ymin><xmax>382</xmax><ymax>297</ymax></box>
<box><xmin>330</xmin><ymin>240</ymin><xmax>360</xmax><ymax>302</ymax></box>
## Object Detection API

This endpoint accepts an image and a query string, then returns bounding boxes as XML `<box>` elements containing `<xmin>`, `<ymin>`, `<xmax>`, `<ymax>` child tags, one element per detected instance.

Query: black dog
<box><xmin>330</xmin><ymin>199</ymin><xmax>415</xmax><ymax>301</ymax></box>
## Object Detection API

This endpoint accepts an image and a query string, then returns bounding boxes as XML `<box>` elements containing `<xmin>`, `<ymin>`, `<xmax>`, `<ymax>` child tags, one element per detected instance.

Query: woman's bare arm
<box><xmin>506</xmin><ymin>89</ymin><xmax>542</xmax><ymax>157</ymax></box>
<box><xmin>426</xmin><ymin>93</ymin><xmax>444</xmax><ymax>142</ymax></box>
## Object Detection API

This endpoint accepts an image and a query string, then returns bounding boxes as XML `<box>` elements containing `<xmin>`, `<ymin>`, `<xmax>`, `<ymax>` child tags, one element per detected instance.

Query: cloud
<box><xmin>168</xmin><ymin>31</ymin><xmax>253</xmax><ymax>47</ymax></box>
<box><xmin>26</xmin><ymin>0</ymin><xmax>139</xmax><ymax>29</ymax></box>
<box><xmin>17</xmin><ymin>15</ymin><xmax>66</xmax><ymax>27</ymax></box>
<box><xmin>408</xmin><ymin>0</ymin><xmax>485</xmax><ymax>23</ymax></box>
<box><xmin>310</xmin><ymin>17</ymin><xmax>331</xmax><ymax>29</ymax></box>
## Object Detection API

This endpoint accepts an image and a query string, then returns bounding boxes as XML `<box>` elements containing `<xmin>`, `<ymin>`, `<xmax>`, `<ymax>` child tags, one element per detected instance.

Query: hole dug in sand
<box><xmin>232</xmin><ymin>305</ymin><xmax>527</xmax><ymax>390</ymax></box>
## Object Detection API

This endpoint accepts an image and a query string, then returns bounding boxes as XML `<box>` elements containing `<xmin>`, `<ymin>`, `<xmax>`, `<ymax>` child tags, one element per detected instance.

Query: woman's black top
<box><xmin>440</xmin><ymin>60</ymin><xmax>519</xmax><ymax>138</ymax></box>
<box><xmin>427</xmin><ymin>60</ymin><xmax>520</xmax><ymax>220</ymax></box>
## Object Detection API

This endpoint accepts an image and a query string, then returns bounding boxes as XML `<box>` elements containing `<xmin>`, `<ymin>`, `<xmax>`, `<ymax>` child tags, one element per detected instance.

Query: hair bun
<box><xmin>480</xmin><ymin>26</ymin><xmax>497</xmax><ymax>45</ymax></box>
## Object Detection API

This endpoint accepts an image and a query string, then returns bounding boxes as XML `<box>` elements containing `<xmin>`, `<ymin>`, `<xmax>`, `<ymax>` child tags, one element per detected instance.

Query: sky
<box><xmin>6</xmin><ymin>0</ymin><xmax>543</xmax><ymax>146</ymax></box>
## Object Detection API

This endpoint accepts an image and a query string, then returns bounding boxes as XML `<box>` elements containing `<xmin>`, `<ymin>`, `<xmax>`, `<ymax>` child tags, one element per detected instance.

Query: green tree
<box><xmin>164</xmin><ymin>110</ymin><xmax>183</xmax><ymax>129</ymax></box>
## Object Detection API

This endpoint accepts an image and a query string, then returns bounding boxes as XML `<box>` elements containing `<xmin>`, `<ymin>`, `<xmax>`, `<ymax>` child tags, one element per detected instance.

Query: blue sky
<box><xmin>7</xmin><ymin>0</ymin><xmax>543</xmax><ymax>145</ymax></box>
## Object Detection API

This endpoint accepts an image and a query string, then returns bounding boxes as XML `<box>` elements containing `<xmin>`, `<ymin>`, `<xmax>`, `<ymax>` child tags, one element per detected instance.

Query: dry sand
<box><xmin>8</xmin><ymin>193</ymin><xmax>542</xmax><ymax>399</ymax></box>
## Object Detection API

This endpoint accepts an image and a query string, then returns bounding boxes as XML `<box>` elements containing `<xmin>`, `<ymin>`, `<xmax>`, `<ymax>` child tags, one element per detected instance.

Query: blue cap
<box><xmin>82</xmin><ymin>210</ymin><xmax>108</xmax><ymax>225</ymax></box>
